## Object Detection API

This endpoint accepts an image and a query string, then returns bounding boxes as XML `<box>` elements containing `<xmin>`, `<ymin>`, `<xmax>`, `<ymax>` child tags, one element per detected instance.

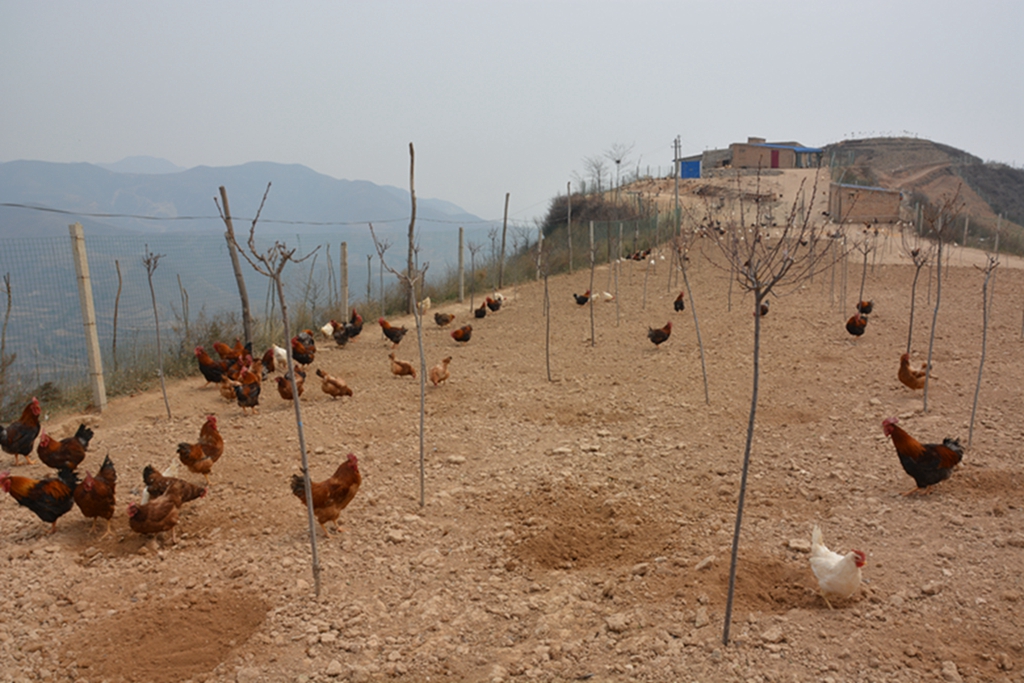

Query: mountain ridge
<box><xmin>0</xmin><ymin>159</ymin><xmax>488</xmax><ymax>238</ymax></box>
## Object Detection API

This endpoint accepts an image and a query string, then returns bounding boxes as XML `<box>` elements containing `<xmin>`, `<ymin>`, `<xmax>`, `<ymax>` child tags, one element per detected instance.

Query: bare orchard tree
<box><xmin>969</xmin><ymin>250</ymin><xmax>998</xmax><ymax>447</ymax></box>
<box><xmin>922</xmin><ymin>189</ymin><xmax>965</xmax><ymax>413</ymax></box>
<box><xmin>582</xmin><ymin>156</ymin><xmax>607</xmax><ymax>195</ymax></box>
<box><xmin>604</xmin><ymin>142</ymin><xmax>635</xmax><ymax>201</ymax></box>
<box><xmin>899</xmin><ymin>222</ymin><xmax>936</xmax><ymax>354</ymax></box>
<box><xmin>224</xmin><ymin>182</ymin><xmax>325</xmax><ymax>596</ymax></box>
<box><xmin>710</xmin><ymin>177</ymin><xmax>837</xmax><ymax>646</ymax></box>
<box><xmin>852</xmin><ymin>225</ymin><xmax>877</xmax><ymax>310</ymax></box>
<box><xmin>370</xmin><ymin>224</ymin><xmax>430</xmax><ymax>507</ymax></box>
<box><xmin>143</xmin><ymin>247</ymin><xmax>171</xmax><ymax>420</ymax></box>
<box><xmin>467</xmin><ymin>241</ymin><xmax>483</xmax><ymax>311</ymax></box>
<box><xmin>674</xmin><ymin>234</ymin><xmax>710</xmax><ymax>405</ymax></box>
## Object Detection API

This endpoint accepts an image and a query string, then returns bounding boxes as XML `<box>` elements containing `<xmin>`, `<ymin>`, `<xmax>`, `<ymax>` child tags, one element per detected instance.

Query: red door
<box><xmin>770</xmin><ymin>150</ymin><xmax>780</xmax><ymax>168</ymax></box>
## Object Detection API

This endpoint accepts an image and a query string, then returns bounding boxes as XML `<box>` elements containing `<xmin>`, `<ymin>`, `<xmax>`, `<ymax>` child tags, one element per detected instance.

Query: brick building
<box><xmin>828</xmin><ymin>183</ymin><xmax>902</xmax><ymax>224</ymax></box>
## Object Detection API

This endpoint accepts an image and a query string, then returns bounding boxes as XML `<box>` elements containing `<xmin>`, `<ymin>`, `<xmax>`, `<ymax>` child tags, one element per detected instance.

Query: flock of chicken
<box><xmin>0</xmin><ymin>277</ymin><xmax>969</xmax><ymax>607</ymax></box>
<box><xmin>0</xmin><ymin>400</ymin><xmax>220</xmax><ymax>541</ymax></box>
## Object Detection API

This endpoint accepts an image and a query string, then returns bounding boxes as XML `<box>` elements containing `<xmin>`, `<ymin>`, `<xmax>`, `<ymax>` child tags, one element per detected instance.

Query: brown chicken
<box><xmin>388</xmin><ymin>352</ymin><xmax>417</xmax><ymax>378</ymax></box>
<box><xmin>647</xmin><ymin>321</ymin><xmax>672</xmax><ymax>347</ymax></box>
<box><xmin>328</xmin><ymin>319</ymin><xmax>351</xmax><ymax>347</ymax></box>
<box><xmin>486</xmin><ymin>296</ymin><xmax>501</xmax><ymax>312</ymax></box>
<box><xmin>346</xmin><ymin>309</ymin><xmax>364</xmax><ymax>340</ymax></box>
<box><xmin>898</xmin><ymin>353</ymin><xmax>929</xmax><ymax>390</ymax></box>
<box><xmin>856</xmin><ymin>300</ymin><xmax>874</xmax><ymax>315</ymax></box>
<box><xmin>219</xmin><ymin>376</ymin><xmax>241</xmax><ymax>402</ymax></box>
<box><xmin>176</xmin><ymin>415</ymin><xmax>224</xmax><ymax>485</ymax></box>
<box><xmin>378</xmin><ymin>318</ymin><xmax>408</xmax><ymax>347</ymax></box>
<box><xmin>195</xmin><ymin>345</ymin><xmax>228</xmax><ymax>385</ymax></box>
<box><xmin>573</xmin><ymin>290</ymin><xmax>591</xmax><ymax>306</ymax></box>
<box><xmin>291</xmin><ymin>331</ymin><xmax>317</xmax><ymax>366</ymax></box>
<box><xmin>260</xmin><ymin>346</ymin><xmax>278</xmax><ymax>374</ymax></box>
<box><xmin>234</xmin><ymin>365</ymin><xmax>261</xmax><ymax>415</ymax></box>
<box><xmin>290</xmin><ymin>453</ymin><xmax>362</xmax><ymax>537</ymax></box>
<box><xmin>434</xmin><ymin>312</ymin><xmax>455</xmax><ymax>327</ymax></box>
<box><xmin>1</xmin><ymin>397</ymin><xmax>42</xmax><ymax>465</ymax></box>
<box><xmin>429</xmin><ymin>356</ymin><xmax>452</xmax><ymax>387</ymax></box>
<box><xmin>36</xmin><ymin>424</ymin><xmax>93</xmax><ymax>470</ymax></box>
<box><xmin>73</xmin><ymin>454</ymin><xmax>117</xmax><ymax>539</ymax></box>
<box><xmin>0</xmin><ymin>466</ymin><xmax>78</xmax><ymax>533</ymax></box>
<box><xmin>846</xmin><ymin>313</ymin><xmax>868</xmax><ymax>336</ymax></box>
<box><xmin>882</xmin><ymin>417</ymin><xmax>964</xmax><ymax>495</ymax></box>
<box><xmin>213</xmin><ymin>338</ymin><xmax>246</xmax><ymax>363</ymax></box>
<box><xmin>673</xmin><ymin>292</ymin><xmax>686</xmax><ymax>312</ymax></box>
<box><xmin>142</xmin><ymin>464</ymin><xmax>208</xmax><ymax>504</ymax></box>
<box><xmin>474</xmin><ymin>301</ymin><xmax>488</xmax><ymax>319</ymax></box>
<box><xmin>451</xmin><ymin>324</ymin><xmax>472</xmax><ymax>344</ymax></box>
<box><xmin>316</xmin><ymin>368</ymin><xmax>353</xmax><ymax>398</ymax></box>
<box><xmin>275</xmin><ymin>369</ymin><xmax>306</xmax><ymax>401</ymax></box>
<box><xmin>127</xmin><ymin>496</ymin><xmax>181</xmax><ymax>542</ymax></box>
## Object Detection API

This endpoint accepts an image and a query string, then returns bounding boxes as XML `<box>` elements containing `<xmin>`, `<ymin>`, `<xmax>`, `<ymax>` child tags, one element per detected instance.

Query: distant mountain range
<box><xmin>0</xmin><ymin>158</ymin><xmax>488</xmax><ymax>238</ymax></box>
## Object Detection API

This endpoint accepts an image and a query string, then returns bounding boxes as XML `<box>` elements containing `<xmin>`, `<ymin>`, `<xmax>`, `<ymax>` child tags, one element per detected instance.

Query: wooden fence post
<box><xmin>340</xmin><ymin>242</ymin><xmax>349</xmax><ymax>314</ymax></box>
<box><xmin>69</xmin><ymin>223</ymin><xmax>107</xmax><ymax>411</ymax></box>
<box><xmin>218</xmin><ymin>187</ymin><xmax>254</xmax><ymax>346</ymax></box>
<box><xmin>498</xmin><ymin>192</ymin><xmax>510</xmax><ymax>289</ymax></box>
<box><xmin>458</xmin><ymin>227</ymin><xmax>465</xmax><ymax>303</ymax></box>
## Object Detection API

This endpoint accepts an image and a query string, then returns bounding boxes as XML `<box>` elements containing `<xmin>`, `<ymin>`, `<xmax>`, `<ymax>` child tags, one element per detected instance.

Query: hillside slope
<box><xmin>1</xmin><ymin>238</ymin><xmax>1022</xmax><ymax>682</ymax></box>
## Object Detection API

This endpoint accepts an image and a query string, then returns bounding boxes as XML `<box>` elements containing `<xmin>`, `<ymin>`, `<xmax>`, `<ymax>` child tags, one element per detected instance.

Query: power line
<box><xmin>0</xmin><ymin>202</ymin><xmax>516</xmax><ymax>227</ymax></box>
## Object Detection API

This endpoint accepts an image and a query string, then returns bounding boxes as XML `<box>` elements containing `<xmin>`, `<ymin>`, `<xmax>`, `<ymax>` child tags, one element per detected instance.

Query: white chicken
<box><xmin>809</xmin><ymin>524</ymin><xmax>865</xmax><ymax>608</ymax></box>
<box><xmin>272</xmin><ymin>344</ymin><xmax>288</xmax><ymax>368</ymax></box>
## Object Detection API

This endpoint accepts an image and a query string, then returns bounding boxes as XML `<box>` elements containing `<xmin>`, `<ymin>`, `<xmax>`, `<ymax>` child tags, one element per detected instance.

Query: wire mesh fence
<box><xmin>0</xmin><ymin>214</ymin><xmax>670</xmax><ymax>419</ymax></box>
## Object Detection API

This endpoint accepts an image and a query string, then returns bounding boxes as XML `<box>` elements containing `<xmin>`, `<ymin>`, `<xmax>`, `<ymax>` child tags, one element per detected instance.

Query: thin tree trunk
<box><xmin>906</xmin><ymin>264</ymin><xmax>923</xmax><ymax>354</ymax></box>
<box><xmin>544</xmin><ymin>274</ymin><xmax>552</xmax><ymax>382</ymax></box>
<box><xmin>567</xmin><ymin>182</ymin><xmax>573</xmax><ymax>275</ymax></box>
<box><xmin>274</xmin><ymin>277</ymin><xmax>321</xmax><ymax>596</ymax></box>
<box><xmin>589</xmin><ymin>221</ymin><xmax>596</xmax><ymax>347</ymax></box>
<box><xmin>923</xmin><ymin>235</ymin><xmax>943</xmax><ymax>412</ymax></box>
<box><xmin>723</xmin><ymin>291</ymin><xmax>763</xmax><ymax>645</ymax></box>
<box><xmin>857</xmin><ymin>248</ymin><xmax>869</xmax><ymax>304</ymax></box>
<box><xmin>112</xmin><ymin>260</ymin><xmax>122</xmax><ymax>372</ymax></box>
<box><xmin>969</xmin><ymin>262</ymin><xmax>996</xmax><ymax>447</ymax></box>
<box><xmin>681</xmin><ymin>258</ymin><xmax>709</xmax><ymax>405</ymax></box>
<box><xmin>143</xmin><ymin>250</ymin><xmax>171</xmax><ymax>420</ymax></box>
<box><xmin>218</xmin><ymin>187</ymin><xmax>253</xmax><ymax>347</ymax></box>
<box><xmin>498</xmin><ymin>192</ymin><xmax>509</xmax><ymax>289</ymax></box>
<box><xmin>407</xmin><ymin>143</ymin><xmax>417</xmax><ymax>314</ymax></box>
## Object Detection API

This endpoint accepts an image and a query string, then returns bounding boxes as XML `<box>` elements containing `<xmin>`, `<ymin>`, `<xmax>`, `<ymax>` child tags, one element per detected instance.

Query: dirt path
<box><xmin>2</xmin><ymin>240</ymin><xmax>1023</xmax><ymax>683</ymax></box>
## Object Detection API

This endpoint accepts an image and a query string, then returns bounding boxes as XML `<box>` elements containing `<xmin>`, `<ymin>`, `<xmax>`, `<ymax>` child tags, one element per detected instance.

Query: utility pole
<box><xmin>674</xmin><ymin>136</ymin><xmax>681</xmax><ymax>237</ymax></box>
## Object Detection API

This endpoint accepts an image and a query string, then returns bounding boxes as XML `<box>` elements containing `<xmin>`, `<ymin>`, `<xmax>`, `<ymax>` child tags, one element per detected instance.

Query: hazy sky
<box><xmin>2</xmin><ymin>1</ymin><xmax>1021</xmax><ymax>223</ymax></box>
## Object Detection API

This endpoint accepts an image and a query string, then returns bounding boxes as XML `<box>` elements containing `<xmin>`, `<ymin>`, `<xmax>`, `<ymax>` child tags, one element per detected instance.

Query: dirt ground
<box><xmin>2</xmin><ymin>226</ymin><xmax>1024</xmax><ymax>683</ymax></box>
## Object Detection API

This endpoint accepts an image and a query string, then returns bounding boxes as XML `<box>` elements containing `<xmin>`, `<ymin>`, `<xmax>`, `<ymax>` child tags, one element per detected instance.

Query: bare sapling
<box><xmin>0</xmin><ymin>273</ymin><xmax>15</xmax><ymax>393</ymax></box>
<box><xmin>589</xmin><ymin>221</ymin><xmax>596</xmax><ymax>347</ymax></box>
<box><xmin>853</xmin><ymin>226</ymin><xmax>874</xmax><ymax>310</ymax></box>
<box><xmin>710</xmin><ymin>174</ymin><xmax>835</xmax><ymax>645</ymax></box>
<box><xmin>468</xmin><ymin>242</ymin><xmax>483</xmax><ymax>311</ymax></box>
<box><xmin>177</xmin><ymin>274</ymin><xmax>190</xmax><ymax>350</ymax></box>
<box><xmin>369</xmin><ymin>143</ymin><xmax>430</xmax><ymax>508</ymax></box>
<box><xmin>215</xmin><ymin>186</ymin><xmax>254</xmax><ymax>346</ymax></box>
<box><xmin>112</xmin><ymin>260</ymin><xmax>122</xmax><ymax>372</ymax></box>
<box><xmin>378</xmin><ymin>241</ymin><xmax>391</xmax><ymax>317</ymax></box>
<box><xmin>922</xmin><ymin>189</ymin><xmax>964</xmax><ymax>413</ymax></box>
<box><xmin>899</xmin><ymin>224</ymin><xmax>936</xmax><ymax>354</ymax></box>
<box><xmin>969</xmin><ymin>250</ymin><xmax>999</xmax><ymax>447</ymax></box>
<box><xmin>143</xmin><ymin>247</ymin><xmax>172</xmax><ymax>420</ymax></box>
<box><xmin>224</xmin><ymin>182</ymin><xmax>324</xmax><ymax>596</ymax></box>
